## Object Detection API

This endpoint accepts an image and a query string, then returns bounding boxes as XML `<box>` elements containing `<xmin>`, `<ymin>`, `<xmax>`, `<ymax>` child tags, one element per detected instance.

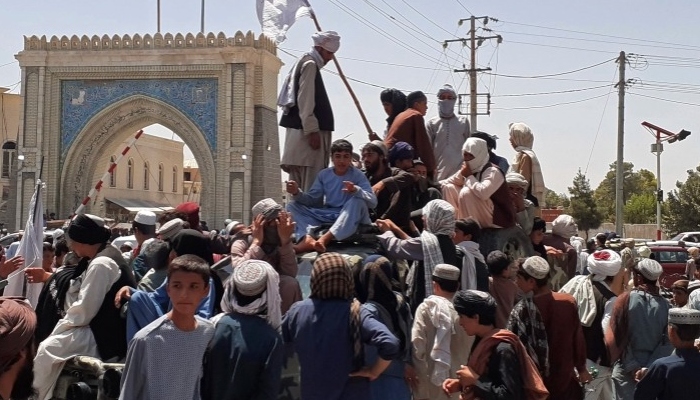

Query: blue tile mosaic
<box><xmin>61</xmin><ymin>78</ymin><xmax>218</xmax><ymax>155</ymax></box>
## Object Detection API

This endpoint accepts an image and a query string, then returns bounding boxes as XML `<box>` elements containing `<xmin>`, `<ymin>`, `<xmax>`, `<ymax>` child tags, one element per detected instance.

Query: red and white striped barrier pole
<box><xmin>74</xmin><ymin>129</ymin><xmax>144</xmax><ymax>215</ymax></box>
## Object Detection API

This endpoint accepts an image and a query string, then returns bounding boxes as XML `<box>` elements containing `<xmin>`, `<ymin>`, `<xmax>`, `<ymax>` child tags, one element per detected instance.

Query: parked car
<box><xmin>670</xmin><ymin>231</ymin><xmax>700</xmax><ymax>243</ymax></box>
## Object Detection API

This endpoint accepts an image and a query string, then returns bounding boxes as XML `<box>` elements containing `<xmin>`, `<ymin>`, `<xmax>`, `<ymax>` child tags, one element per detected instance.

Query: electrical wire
<box><xmin>278</xmin><ymin>47</ymin><xmax>451</xmax><ymax>71</ymax></box>
<box><xmin>494</xmin><ymin>84</ymin><xmax>612</xmax><ymax>97</ymax></box>
<box><xmin>399</xmin><ymin>0</ymin><xmax>461</xmax><ymax>38</ymax></box>
<box><xmin>454</xmin><ymin>0</ymin><xmax>473</xmax><ymax>16</ymax></box>
<box><xmin>584</xmin><ymin>68</ymin><xmax>618</xmax><ymax>175</ymax></box>
<box><xmin>484</xmin><ymin>58</ymin><xmax>614</xmax><ymax>79</ymax></box>
<box><xmin>628</xmin><ymin>92</ymin><xmax>700</xmax><ymax>107</ymax></box>
<box><xmin>491</xmin><ymin>91</ymin><xmax>613</xmax><ymax>110</ymax></box>
<box><xmin>0</xmin><ymin>61</ymin><xmax>17</xmax><ymax>68</ymax></box>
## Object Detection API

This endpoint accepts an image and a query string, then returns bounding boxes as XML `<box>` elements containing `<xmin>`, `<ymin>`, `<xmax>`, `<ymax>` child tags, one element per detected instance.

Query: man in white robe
<box><xmin>426</xmin><ymin>84</ymin><xmax>470</xmax><ymax>181</ymax></box>
<box><xmin>279</xmin><ymin>31</ymin><xmax>340</xmax><ymax>191</ymax></box>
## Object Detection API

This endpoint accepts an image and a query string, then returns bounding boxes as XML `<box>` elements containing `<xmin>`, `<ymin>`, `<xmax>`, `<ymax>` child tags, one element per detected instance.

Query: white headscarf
<box><xmin>312</xmin><ymin>30</ymin><xmax>341</xmax><ymax>53</ymax></box>
<box><xmin>462</xmin><ymin>137</ymin><xmax>490</xmax><ymax>173</ymax></box>
<box><xmin>551</xmin><ymin>214</ymin><xmax>578</xmax><ymax>238</ymax></box>
<box><xmin>506</xmin><ymin>172</ymin><xmax>529</xmax><ymax>189</ymax></box>
<box><xmin>509</xmin><ymin>122</ymin><xmax>545</xmax><ymax>206</ymax></box>
<box><xmin>587</xmin><ymin>249</ymin><xmax>622</xmax><ymax>281</ymax></box>
<box><xmin>220</xmin><ymin>260</ymin><xmax>282</xmax><ymax>329</ymax></box>
<box><xmin>416</xmin><ymin>200</ymin><xmax>455</xmax><ymax>297</ymax></box>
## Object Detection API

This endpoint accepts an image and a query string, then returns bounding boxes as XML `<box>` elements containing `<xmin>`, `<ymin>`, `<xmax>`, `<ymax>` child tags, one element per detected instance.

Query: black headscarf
<box><xmin>67</xmin><ymin>214</ymin><xmax>111</xmax><ymax>245</ymax></box>
<box><xmin>380</xmin><ymin>88</ymin><xmax>407</xmax><ymax>129</ymax></box>
<box><xmin>453</xmin><ymin>289</ymin><xmax>497</xmax><ymax>320</ymax></box>
<box><xmin>170</xmin><ymin>229</ymin><xmax>214</xmax><ymax>265</ymax></box>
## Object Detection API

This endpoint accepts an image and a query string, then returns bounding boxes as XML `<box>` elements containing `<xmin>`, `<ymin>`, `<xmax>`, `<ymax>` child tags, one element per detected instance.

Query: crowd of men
<box><xmin>1</xmin><ymin>30</ymin><xmax>700</xmax><ymax>400</ymax></box>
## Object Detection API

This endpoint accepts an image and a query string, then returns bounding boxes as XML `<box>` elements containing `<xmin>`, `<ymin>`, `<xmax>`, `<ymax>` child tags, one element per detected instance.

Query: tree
<box><xmin>568</xmin><ymin>169</ymin><xmax>602</xmax><ymax>239</ymax></box>
<box><xmin>624</xmin><ymin>193</ymin><xmax>656</xmax><ymax>224</ymax></box>
<box><xmin>545</xmin><ymin>189</ymin><xmax>570</xmax><ymax>209</ymax></box>
<box><xmin>663</xmin><ymin>166</ymin><xmax>700</xmax><ymax>235</ymax></box>
<box><xmin>593</xmin><ymin>162</ymin><xmax>657</xmax><ymax>222</ymax></box>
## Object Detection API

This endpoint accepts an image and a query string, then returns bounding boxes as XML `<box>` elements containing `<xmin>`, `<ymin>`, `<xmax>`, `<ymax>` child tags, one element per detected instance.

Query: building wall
<box><xmin>182</xmin><ymin>158</ymin><xmax>202</xmax><ymax>205</ymax></box>
<box><xmin>93</xmin><ymin>133</ymin><xmax>184</xmax><ymax>220</ymax></box>
<box><xmin>0</xmin><ymin>89</ymin><xmax>21</xmax><ymax>226</ymax></box>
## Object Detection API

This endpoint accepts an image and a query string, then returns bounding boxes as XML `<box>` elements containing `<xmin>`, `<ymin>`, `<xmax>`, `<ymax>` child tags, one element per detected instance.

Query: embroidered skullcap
<box><xmin>310</xmin><ymin>252</ymin><xmax>353</xmax><ymax>300</ymax></box>
<box><xmin>422</xmin><ymin>199</ymin><xmax>456</xmax><ymax>236</ymax></box>
<box><xmin>551</xmin><ymin>215</ymin><xmax>578</xmax><ymax>238</ymax></box>
<box><xmin>52</xmin><ymin>228</ymin><xmax>65</xmax><ymax>241</ymax></box>
<box><xmin>523</xmin><ymin>256</ymin><xmax>550</xmax><ymax>279</ymax></box>
<box><xmin>452</xmin><ymin>290</ymin><xmax>497</xmax><ymax>319</ymax></box>
<box><xmin>672</xmin><ymin>280</ymin><xmax>690</xmax><ymax>292</ymax></box>
<box><xmin>407</xmin><ymin>91</ymin><xmax>427</xmax><ymax>107</ymax></box>
<box><xmin>636</xmin><ymin>258</ymin><xmax>663</xmax><ymax>281</ymax></box>
<box><xmin>433</xmin><ymin>264</ymin><xmax>461</xmax><ymax>281</ymax></box>
<box><xmin>232</xmin><ymin>260</ymin><xmax>269</xmax><ymax>296</ymax></box>
<box><xmin>225</xmin><ymin>220</ymin><xmax>243</xmax><ymax>235</ymax></box>
<box><xmin>364</xmin><ymin>140</ymin><xmax>388</xmax><ymax>158</ymax></box>
<box><xmin>669</xmin><ymin>307</ymin><xmax>700</xmax><ymax>325</ymax></box>
<box><xmin>388</xmin><ymin>141</ymin><xmax>414</xmax><ymax>165</ymax></box>
<box><xmin>0</xmin><ymin>297</ymin><xmax>37</xmax><ymax>371</ymax></box>
<box><xmin>175</xmin><ymin>202</ymin><xmax>200</xmax><ymax>230</ymax></box>
<box><xmin>134</xmin><ymin>210</ymin><xmax>157</xmax><ymax>226</ymax></box>
<box><xmin>688</xmin><ymin>280</ymin><xmax>700</xmax><ymax>293</ymax></box>
<box><xmin>252</xmin><ymin>198</ymin><xmax>283</xmax><ymax>221</ymax></box>
<box><xmin>312</xmin><ymin>30</ymin><xmax>341</xmax><ymax>53</ymax></box>
<box><xmin>157</xmin><ymin>218</ymin><xmax>185</xmax><ymax>240</ymax></box>
<box><xmin>437</xmin><ymin>83</ymin><xmax>456</xmax><ymax>98</ymax></box>
<box><xmin>687</xmin><ymin>290</ymin><xmax>700</xmax><ymax>310</ymax></box>
<box><xmin>587</xmin><ymin>249</ymin><xmax>622</xmax><ymax>278</ymax></box>
<box><xmin>506</xmin><ymin>172</ymin><xmax>529</xmax><ymax>189</ymax></box>
<box><xmin>170</xmin><ymin>229</ymin><xmax>214</xmax><ymax>265</ymax></box>
<box><xmin>638</xmin><ymin>245</ymin><xmax>651</xmax><ymax>258</ymax></box>
<box><xmin>68</xmin><ymin>214</ymin><xmax>110</xmax><ymax>245</ymax></box>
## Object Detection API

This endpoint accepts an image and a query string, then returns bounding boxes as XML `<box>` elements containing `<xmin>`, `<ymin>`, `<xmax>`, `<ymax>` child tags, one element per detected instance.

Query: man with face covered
<box><xmin>0</xmin><ymin>297</ymin><xmax>37</xmax><ymax>400</ymax></box>
<box><xmin>230</xmin><ymin>198</ymin><xmax>302</xmax><ymax>313</ymax></box>
<box><xmin>440</xmin><ymin>138</ymin><xmax>516</xmax><ymax>229</ymax></box>
<box><xmin>361</xmin><ymin>140</ymin><xmax>414</xmax><ymax>232</ymax></box>
<box><xmin>426</xmin><ymin>84</ymin><xmax>470</xmax><ymax>181</ymax></box>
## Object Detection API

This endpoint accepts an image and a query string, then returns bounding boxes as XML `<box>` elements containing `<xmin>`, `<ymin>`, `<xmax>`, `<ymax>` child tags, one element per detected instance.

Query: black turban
<box><xmin>170</xmin><ymin>229</ymin><xmax>214</xmax><ymax>265</ymax></box>
<box><xmin>67</xmin><ymin>214</ymin><xmax>110</xmax><ymax>245</ymax></box>
<box><xmin>453</xmin><ymin>289</ymin><xmax>496</xmax><ymax>320</ymax></box>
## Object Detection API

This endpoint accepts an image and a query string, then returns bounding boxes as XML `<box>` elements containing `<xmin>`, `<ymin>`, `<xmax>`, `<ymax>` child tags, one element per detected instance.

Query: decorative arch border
<box><xmin>59</xmin><ymin>94</ymin><xmax>215</xmax><ymax>217</ymax></box>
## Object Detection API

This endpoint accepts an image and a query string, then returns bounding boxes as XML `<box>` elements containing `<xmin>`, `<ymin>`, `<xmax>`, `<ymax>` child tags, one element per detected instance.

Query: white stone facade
<box><xmin>10</xmin><ymin>32</ymin><xmax>283</xmax><ymax>231</ymax></box>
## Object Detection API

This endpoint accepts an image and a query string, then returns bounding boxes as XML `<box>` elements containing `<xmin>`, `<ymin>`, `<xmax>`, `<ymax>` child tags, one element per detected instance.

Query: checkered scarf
<box><xmin>310</xmin><ymin>252</ymin><xmax>364</xmax><ymax>370</ymax></box>
<box><xmin>421</xmin><ymin>200</ymin><xmax>456</xmax><ymax>297</ymax></box>
<box><xmin>506</xmin><ymin>296</ymin><xmax>550</xmax><ymax>377</ymax></box>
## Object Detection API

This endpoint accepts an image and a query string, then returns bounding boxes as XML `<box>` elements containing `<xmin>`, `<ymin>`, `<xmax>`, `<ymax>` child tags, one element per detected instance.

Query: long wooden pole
<box><xmin>307</xmin><ymin>9</ymin><xmax>376</xmax><ymax>141</ymax></box>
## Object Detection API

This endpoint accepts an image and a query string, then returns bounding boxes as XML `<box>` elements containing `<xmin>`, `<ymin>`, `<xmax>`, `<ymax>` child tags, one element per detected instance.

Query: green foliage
<box><xmin>663</xmin><ymin>165</ymin><xmax>700</xmax><ymax>235</ymax></box>
<box><xmin>624</xmin><ymin>193</ymin><xmax>656</xmax><ymax>224</ymax></box>
<box><xmin>593</xmin><ymin>162</ymin><xmax>657</xmax><ymax>223</ymax></box>
<box><xmin>568</xmin><ymin>169</ymin><xmax>602</xmax><ymax>237</ymax></box>
<box><xmin>545</xmin><ymin>189</ymin><xmax>570</xmax><ymax>209</ymax></box>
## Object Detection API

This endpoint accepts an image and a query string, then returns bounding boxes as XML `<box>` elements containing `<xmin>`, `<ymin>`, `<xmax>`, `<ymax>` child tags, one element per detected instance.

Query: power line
<box><xmin>505</xmin><ymin>39</ymin><xmax>620</xmax><ymax>55</ymax></box>
<box><xmin>494</xmin><ymin>84</ymin><xmax>612</xmax><ymax>97</ymax></box>
<box><xmin>399</xmin><ymin>0</ymin><xmax>460</xmax><ymax>38</ymax></box>
<box><xmin>628</xmin><ymin>92</ymin><xmax>700</xmax><ymax>107</ymax></box>
<box><xmin>484</xmin><ymin>58</ymin><xmax>615</xmax><ymax>79</ymax></box>
<box><xmin>585</xmin><ymin>68</ymin><xmax>618</xmax><ymax>175</ymax></box>
<box><xmin>492</xmin><ymin>91</ymin><xmax>612</xmax><ymax>110</ymax></box>
<box><xmin>0</xmin><ymin>61</ymin><xmax>17</xmax><ymax>68</ymax></box>
<box><xmin>278</xmin><ymin>47</ymin><xmax>451</xmax><ymax>71</ymax></box>
<box><xmin>454</xmin><ymin>0</ymin><xmax>473</xmax><ymax>16</ymax></box>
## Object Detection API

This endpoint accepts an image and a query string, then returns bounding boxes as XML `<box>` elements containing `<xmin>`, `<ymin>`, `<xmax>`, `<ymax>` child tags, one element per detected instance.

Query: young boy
<box><xmin>453</xmin><ymin>218</ymin><xmax>487</xmax><ymax>292</ymax></box>
<box><xmin>286</xmin><ymin>139</ymin><xmax>377</xmax><ymax>253</ymax></box>
<box><xmin>486</xmin><ymin>250</ymin><xmax>519</xmax><ymax>329</ymax></box>
<box><xmin>119</xmin><ymin>254</ymin><xmax>215</xmax><ymax>400</ymax></box>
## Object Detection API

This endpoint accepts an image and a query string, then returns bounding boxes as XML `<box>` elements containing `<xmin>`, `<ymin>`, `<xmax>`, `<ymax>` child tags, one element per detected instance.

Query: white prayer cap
<box><xmin>233</xmin><ymin>260</ymin><xmax>269</xmax><ymax>296</ymax></box>
<box><xmin>669</xmin><ymin>308</ymin><xmax>700</xmax><ymax>325</ymax></box>
<box><xmin>551</xmin><ymin>214</ymin><xmax>578</xmax><ymax>239</ymax></box>
<box><xmin>157</xmin><ymin>218</ymin><xmax>184</xmax><ymax>240</ymax></box>
<box><xmin>638</xmin><ymin>245</ymin><xmax>651</xmax><ymax>258</ymax></box>
<box><xmin>433</xmin><ymin>264</ymin><xmax>460</xmax><ymax>281</ymax></box>
<box><xmin>688</xmin><ymin>280</ymin><xmax>700</xmax><ymax>293</ymax></box>
<box><xmin>312</xmin><ymin>30</ymin><xmax>341</xmax><ymax>53</ymax></box>
<box><xmin>226</xmin><ymin>220</ymin><xmax>243</xmax><ymax>235</ymax></box>
<box><xmin>134</xmin><ymin>211</ymin><xmax>157</xmax><ymax>226</ymax></box>
<box><xmin>636</xmin><ymin>258</ymin><xmax>663</xmax><ymax>281</ymax></box>
<box><xmin>523</xmin><ymin>256</ymin><xmax>550</xmax><ymax>280</ymax></box>
<box><xmin>437</xmin><ymin>83</ymin><xmax>456</xmax><ymax>97</ymax></box>
<box><xmin>587</xmin><ymin>250</ymin><xmax>622</xmax><ymax>278</ymax></box>
<box><xmin>252</xmin><ymin>198</ymin><xmax>283</xmax><ymax>221</ymax></box>
<box><xmin>505</xmin><ymin>172</ymin><xmax>529</xmax><ymax>189</ymax></box>
<box><xmin>52</xmin><ymin>228</ymin><xmax>65</xmax><ymax>241</ymax></box>
<box><xmin>121</xmin><ymin>241</ymin><xmax>135</xmax><ymax>249</ymax></box>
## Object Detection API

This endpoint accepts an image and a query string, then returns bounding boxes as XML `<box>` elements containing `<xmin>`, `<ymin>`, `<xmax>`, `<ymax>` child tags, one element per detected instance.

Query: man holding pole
<box><xmin>279</xmin><ymin>31</ymin><xmax>340</xmax><ymax>191</ymax></box>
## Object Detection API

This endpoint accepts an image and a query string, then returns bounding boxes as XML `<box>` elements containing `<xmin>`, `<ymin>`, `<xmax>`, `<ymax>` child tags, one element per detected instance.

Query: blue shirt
<box><xmin>292</xmin><ymin>167</ymin><xmax>377</xmax><ymax>210</ymax></box>
<box><xmin>635</xmin><ymin>348</ymin><xmax>700</xmax><ymax>400</ymax></box>
<box><xmin>282</xmin><ymin>298</ymin><xmax>399</xmax><ymax>400</ymax></box>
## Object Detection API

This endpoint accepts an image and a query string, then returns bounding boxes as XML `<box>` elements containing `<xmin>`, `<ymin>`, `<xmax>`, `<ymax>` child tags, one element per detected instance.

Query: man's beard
<box><xmin>364</xmin><ymin>162</ymin><xmax>378</xmax><ymax>175</ymax></box>
<box><xmin>10</xmin><ymin>357</ymin><xmax>36</xmax><ymax>400</ymax></box>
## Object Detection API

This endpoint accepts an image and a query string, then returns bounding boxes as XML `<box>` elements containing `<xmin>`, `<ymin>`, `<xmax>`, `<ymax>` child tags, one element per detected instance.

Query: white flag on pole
<box><xmin>257</xmin><ymin>0</ymin><xmax>312</xmax><ymax>43</ymax></box>
<box><xmin>5</xmin><ymin>179</ymin><xmax>45</xmax><ymax>307</ymax></box>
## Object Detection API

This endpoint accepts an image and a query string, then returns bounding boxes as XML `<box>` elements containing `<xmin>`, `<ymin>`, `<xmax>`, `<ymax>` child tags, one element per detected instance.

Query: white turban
<box><xmin>551</xmin><ymin>214</ymin><xmax>578</xmax><ymax>238</ymax></box>
<box><xmin>312</xmin><ymin>30</ymin><xmax>341</xmax><ymax>53</ymax></box>
<box><xmin>506</xmin><ymin>172</ymin><xmax>529</xmax><ymax>189</ymax></box>
<box><xmin>587</xmin><ymin>250</ymin><xmax>622</xmax><ymax>280</ymax></box>
<box><xmin>462</xmin><ymin>137</ymin><xmax>490</xmax><ymax>173</ymax></box>
<box><xmin>437</xmin><ymin>83</ymin><xmax>456</xmax><ymax>98</ymax></box>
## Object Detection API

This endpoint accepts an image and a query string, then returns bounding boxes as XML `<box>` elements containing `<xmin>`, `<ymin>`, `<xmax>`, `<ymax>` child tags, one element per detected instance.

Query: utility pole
<box><xmin>447</xmin><ymin>16</ymin><xmax>501</xmax><ymax>131</ymax></box>
<box><xmin>157</xmin><ymin>0</ymin><xmax>161</xmax><ymax>33</ymax></box>
<box><xmin>615</xmin><ymin>51</ymin><xmax>627</xmax><ymax>235</ymax></box>
<box><xmin>201</xmin><ymin>0</ymin><xmax>205</xmax><ymax>33</ymax></box>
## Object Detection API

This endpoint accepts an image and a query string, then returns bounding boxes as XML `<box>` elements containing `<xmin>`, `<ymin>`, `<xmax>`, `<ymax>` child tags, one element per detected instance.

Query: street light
<box><xmin>642</xmin><ymin>121</ymin><xmax>691</xmax><ymax>240</ymax></box>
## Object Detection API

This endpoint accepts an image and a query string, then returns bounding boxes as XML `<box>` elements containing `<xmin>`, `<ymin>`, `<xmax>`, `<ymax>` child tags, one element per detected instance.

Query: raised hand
<box><xmin>285</xmin><ymin>180</ymin><xmax>299</xmax><ymax>195</ymax></box>
<box><xmin>342</xmin><ymin>181</ymin><xmax>357</xmax><ymax>193</ymax></box>
<box><xmin>276</xmin><ymin>212</ymin><xmax>295</xmax><ymax>245</ymax></box>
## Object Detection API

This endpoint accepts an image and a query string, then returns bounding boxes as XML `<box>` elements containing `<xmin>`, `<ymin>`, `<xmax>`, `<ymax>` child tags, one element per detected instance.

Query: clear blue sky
<box><xmin>2</xmin><ymin>0</ymin><xmax>700</xmax><ymax>196</ymax></box>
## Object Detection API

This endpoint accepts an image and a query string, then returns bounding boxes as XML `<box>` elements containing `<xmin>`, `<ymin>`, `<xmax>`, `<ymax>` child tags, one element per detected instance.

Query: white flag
<box><xmin>5</xmin><ymin>180</ymin><xmax>44</xmax><ymax>307</ymax></box>
<box><xmin>257</xmin><ymin>0</ymin><xmax>312</xmax><ymax>43</ymax></box>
